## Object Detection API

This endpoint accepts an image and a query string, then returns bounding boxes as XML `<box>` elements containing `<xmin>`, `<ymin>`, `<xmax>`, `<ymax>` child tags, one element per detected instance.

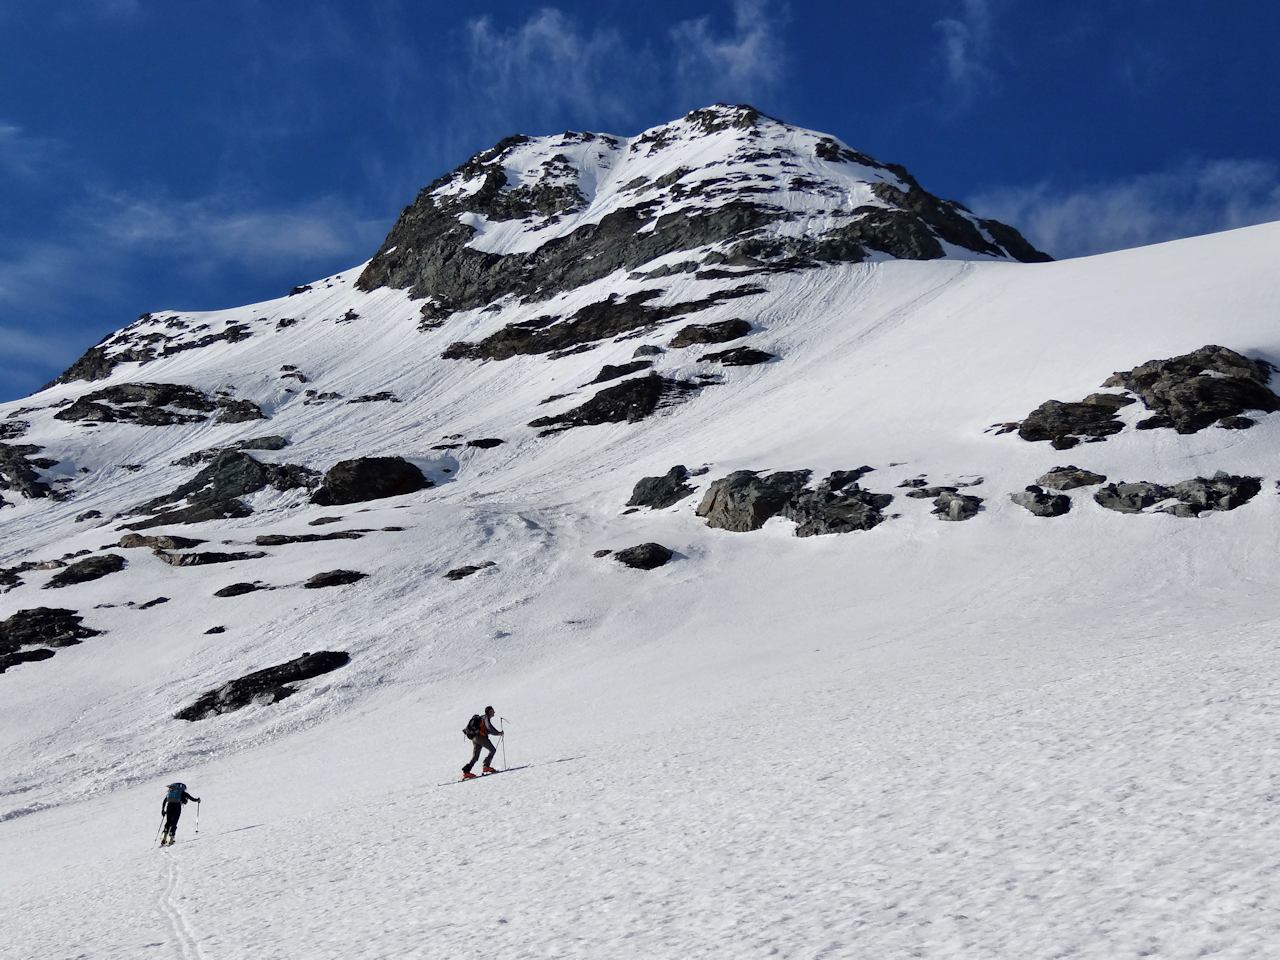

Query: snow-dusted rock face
<box><xmin>356</xmin><ymin>104</ymin><xmax>1049</xmax><ymax>322</ymax></box>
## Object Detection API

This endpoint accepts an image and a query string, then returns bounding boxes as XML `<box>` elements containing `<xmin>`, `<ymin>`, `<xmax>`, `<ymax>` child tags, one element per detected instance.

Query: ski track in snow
<box><xmin>158</xmin><ymin>852</ymin><xmax>203</xmax><ymax>960</ymax></box>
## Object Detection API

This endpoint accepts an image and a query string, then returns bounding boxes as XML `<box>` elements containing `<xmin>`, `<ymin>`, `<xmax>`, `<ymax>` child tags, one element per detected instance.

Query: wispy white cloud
<box><xmin>0</xmin><ymin>324</ymin><xmax>78</xmax><ymax>366</ymax></box>
<box><xmin>933</xmin><ymin>0</ymin><xmax>997</xmax><ymax>105</ymax></box>
<box><xmin>88</xmin><ymin>191</ymin><xmax>384</xmax><ymax>270</ymax></box>
<box><xmin>460</xmin><ymin>2</ymin><xmax>789</xmax><ymax>134</ymax></box>
<box><xmin>971</xmin><ymin>159</ymin><xmax>1280</xmax><ymax>258</ymax></box>
<box><xmin>465</xmin><ymin>9</ymin><xmax>640</xmax><ymax>129</ymax></box>
<box><xmin>670</xmin><ymin>0</ymin><xmax>787</xmax><ymax>105</ymax></box>
<box><xmin>0</xmin><ymin>121</ymin><xmax>62</xmax><ymax>181</ymax></box>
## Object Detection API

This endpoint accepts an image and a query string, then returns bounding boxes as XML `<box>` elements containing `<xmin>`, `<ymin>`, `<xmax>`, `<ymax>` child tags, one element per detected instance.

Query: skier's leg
<box><xmin>482</xmin><ymin>736</ymin><xmax>497</xmax><ymax>770</ymax></box>
<box><xmin>463</xmin><ymin>736</ymin><xmax>483</xmax><ymax>774</ymax></box>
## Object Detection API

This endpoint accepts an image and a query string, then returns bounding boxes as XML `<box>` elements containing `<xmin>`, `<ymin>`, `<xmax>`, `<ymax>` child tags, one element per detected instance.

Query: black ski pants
<box><xmin>464</xmin><ymin>734</ymin><xmax>496</xmax><ymax>773</ymax></box>
<box><xmin>162</xmin><ymin>801</ymin><xmax>182</xmax><ymax>838</ymax></box>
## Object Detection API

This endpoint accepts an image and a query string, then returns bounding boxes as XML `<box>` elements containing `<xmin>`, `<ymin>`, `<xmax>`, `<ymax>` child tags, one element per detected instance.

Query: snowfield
<box><xmin>3</xmin><ymin>204</ymin><xmax>1280</xmax><ymax>956</ymax></box>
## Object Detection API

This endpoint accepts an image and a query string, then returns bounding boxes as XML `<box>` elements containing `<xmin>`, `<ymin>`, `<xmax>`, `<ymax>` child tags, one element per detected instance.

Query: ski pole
<box><xmin>154</xmin><ymin>818</ymin><xmax>165</xmax><ymax>848</ymax></box>
<box><xmin>500</xmin><ymin>717</ymin><xmax>509</xmax><ymax>770</ymax></box>
<box><xmin>195</xmin><ymin>799</ymin><xmax>201</xmax><ymax>834</ymax></box>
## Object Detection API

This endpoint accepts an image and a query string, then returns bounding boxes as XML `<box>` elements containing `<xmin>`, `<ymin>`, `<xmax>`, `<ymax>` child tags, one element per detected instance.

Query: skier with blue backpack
<box><xmin>160</xmin><ymin>782</ymin><xmax>200</xmax><ymax>846</ymax></box>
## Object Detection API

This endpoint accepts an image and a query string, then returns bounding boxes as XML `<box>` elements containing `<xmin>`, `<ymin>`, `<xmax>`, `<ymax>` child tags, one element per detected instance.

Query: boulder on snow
<box><xmin>697</xmin><ymin>346</ymin><xmax>775</xmax><ymax>366</ymax></box>
<box><xmin>670</xmin><ymin>318</ymin><xmax>752</xmax><ymax>348</ymax></box>
<box><xmin>213</xmin><ymin>582</ymin><xmax>264</xmax><ymax>598</ymax></box>
<box><xmin>128</xmin><ymin>450</ymin><xmax>318</xmax><ymax>528</ymax></box>
<box><xmin>1161</xmin><ymin>473</ymin><xmax>1262</xmax><ymax>517</ymax></box>
<box><xmin>1010</xmin><ymin>486</ymin><xmax>1071</xmax><ymax>518</ymax></box>
<box><xmin>53</xmin><ymin>382</ymin><xmax>264</xmax><ymax>426</ymax></box>
<box><xmin>1016</xmin><ymin>398</ymin><xmax>1126</xmax><ymax>448</ymax></box>
<box><xmin>0</xmin><ymin>443</ymin><xmax>54</xmax><ymax>500</ymax></box>
<box><xmin>1091</xmin><ymin>474</ymin><xmax>1260</xmax><ymax>517</ymax></box>
<box><xmin>43</xmin><ymin>554</ymin><xmax>126</xmax><ymax>589</ymax></box>
<box><xmin>696</xmin><ymin>468</ymin><xmax>889</xmax><ymax>537</ymax></box>
<box><xmin>529</xmin><ymin>374</ymin><xmax>704</xmax><ymax>434</ymax></box>
<box><xmin>1102</xmin><ymin>345</ymin><xmax>1279</xmax><ymax>434</ymax></box>
<box><xmin>1035</xmin><ymin>466</ymin><xmax>1106</xmax><ymax>490</ymax></box>
<box><xmin>254</xmin><ymin>531</ymin><xmax>366</xmax><ymax>546</ymax></box>
<box><xmin>310</xmin><ymin>457</ymin><xmax>431</xmax><ymax>506</ymax></box>
<box><xmin>154</xmin><ymin>550</ymin><xmax>268</xmax><ymax>567</ymax></box>
<box><xmin>1093</xmin><ymin>482</ymin><xmax>1169</xmax><ymax>514</ymax></box>
<box><xmin>696</xmin><ymin>470</ymin><xmax>812</xmax><ymax>532</ymax></box>
<box><xmin>932</xmin><ymin>491</ymin><xmax>983</xmax><ymax>521</ymax></box>
<box><xmin>118</xmin><ymin>534</ymin><xmax>206</xmax><ymax>550</ymax></box>
<box><xmin>444</xmin><ymin>562</ymin><xmax>496</xmax><ymax>580</ymax></box>
<box><xmin>0</xmin><ymin>607</ymin><xmax>102</xmax><ymax>674</ymax></box>
<box><xmin>303</xmin><ymin>570</ymin><xmax>368</xmax><ymax>589</ymax></box>
<box><xmin>586</xmin><ymin>361</ymin><xmax>653</xmax><ymax>385</ymax></box>
<box><xmin>627</xmin><ymin>465</ymin><xmax>696</xmax><ymax>509</ymax></box>
<box><xmin>174</xmin><ymin>651</ymin><xmax>351</xmax><ymax>721</ymax></box>
<box><xmin>612</xmin><ymin>543</ymin><xmax>674</xmax><ymax>569</ymax></box>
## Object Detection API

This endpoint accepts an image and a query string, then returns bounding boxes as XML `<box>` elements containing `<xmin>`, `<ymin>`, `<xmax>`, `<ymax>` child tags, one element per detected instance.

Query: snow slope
<box><xmin>2</xmin><ymin>117</ymin><xmax>1280</xmax><ymax>957</ymax></box>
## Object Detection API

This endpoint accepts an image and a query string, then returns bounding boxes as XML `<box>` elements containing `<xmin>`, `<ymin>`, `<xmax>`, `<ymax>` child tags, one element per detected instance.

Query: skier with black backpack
<box><xmin>159</xmin><ymin>782</ymin><xmax>200</xmax><ymax>846</ymax></box>
<box><xmin>461</xmin><ymin>706</ymin><xmax>503</xmax><ymax>780</ymax></box>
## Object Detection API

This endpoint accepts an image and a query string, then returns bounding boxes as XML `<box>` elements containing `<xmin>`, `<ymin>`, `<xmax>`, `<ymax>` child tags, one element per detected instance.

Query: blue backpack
<box><xmin>165</xmin><ymin>783</ymin><xmax>186</xmax><ymax>804</ymax></box>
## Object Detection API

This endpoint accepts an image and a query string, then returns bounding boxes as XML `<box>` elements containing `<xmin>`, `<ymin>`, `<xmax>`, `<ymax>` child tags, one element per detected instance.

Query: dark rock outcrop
<box><xmin>310</xmin><ymin>457</ymin><xmax>431</xmax><ymax>506</ymax></box>
<box><xmin>130</xmin><ymin>451</ymin><xmax>318</xmax><ymax>528</ymax></box>
<box><xmin>155</xmin><ymin>550</ymin><xmax>268</xmax><ymax>567</ymax></box>
<box><xmin>174</xmin><ymin>651</ymin><xmax>351</xmax><ymax>721</ymax></box>
<box><xmin>1102</xmin><ymin>345</ymin><xmax>1279</xmax><ymax>434</ymax></box>
<box><xmin>696</xmin><ymin>470</ymin><xmax>812</xmax><ymax>532</ymax></box>
<box><xmin>443</xmin><ymin>286</ymin><xmax>764</xmax><ymax>360</ymax></box>
<box><xmin>0</xmin><ymin>420</ymin><xmax>28</xmax><ymax>440</ymax></box>
<box><xmin>213</xmin><ymin>582</ymin><xmax>264</xmax><ymax>598</ymax></box>
<box><xmin>627</xmin><ymin>465</ymin><xmax>696</xmax><ymax>509</ymax></box>
<box><xmin>0</xmin><ymin>443</ymin><xmax>54</xmax><ymax>500</ymax></box>
<box><xmin>587</xmin><ymin>361</ymin><xmax>653</xmax><ymax>385</ymax></box>
<box><xmin>118</xmin><ymin>534</ymin><xmax>206</xmax><ymax>550</ymax></box>
<box><xmin>613</xmin><ymin>542</ymin><xmax>674</xmax><ymax>569</ymax></box>
<box><xmin>1093</xmin><ymin>482</ymin><xmax>1170</xmax><ymax>514</ymax></box>
<box><xmin>466</xmin><ymin>438</ymin><xmax>505</xmax><ymax>449</ymax></box>
<box><xmin>670</xmin><ymin>318</ymin><xmax>752</xmax><ymax>348</ymax></box>
<box><xmin>171</xmin><ymin>435</ymin><xmax>289</xmax><ymax>468</ymax></box>
<box><xmin>444</xmin><ymin>562</ymin><xmax>496</xmax><ymax>580</ymax></box>
<box><xmin>44</xmin><ymin>555</ymin><xmax>126</xmax><ymax>589</ymax></box>
<box><xmin>303</xmin><ymin>570</ymin><xmax>368</xmax><ymax>589</ymax></box>
<box><xmin>254</xmin><ymin>531</ymin><xmax>366</xmax><ymax>546</ymax></box>
<box><xmin>1010</xmin><ymin>486</ymin><xmax>1072</xmax><ymax>518</ymax></box>
<box><xmin>698</xmin><ymin>347</ymin><xmax>774</xmax><ymax>366</ymax></box>
<box><xmin>1090</xmin><ymin>476</ymin><xmax>1260</xmax><ymax>517</ymax></box>
<box><xmin>0</xmin><ymin>607</ymin><xmax>102</xmax><ymax>673</ymax></box>
<box><xmin>54</xmin><ymin>383</ymin><xmax>263</xmax><ymax>426</ymax></box>
<box><xmin>781</xmin><ymin>480</ymin><xmax>893</xmax><ymax>537</ymax></box>
<box><xmin>1017</xmin><ymin>398</ymin><xmax>1126</xmax><ymax>449</ymax></box>
<box><xmin>1035</xmin><ymin>466</ymin><xmax>1106</xmax><ymax>490</ymax></box>
<box><xmin>529</xmin><ymin>374</ymin><xmax>704</xmax><ymax>433</ymax></box>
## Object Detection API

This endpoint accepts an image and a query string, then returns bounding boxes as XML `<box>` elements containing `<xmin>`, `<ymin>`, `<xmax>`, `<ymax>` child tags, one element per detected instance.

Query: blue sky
<box><xmin>2</xmin><ymin>0</ymin><xmax>1278</xmax><ymax>399</ymax></box>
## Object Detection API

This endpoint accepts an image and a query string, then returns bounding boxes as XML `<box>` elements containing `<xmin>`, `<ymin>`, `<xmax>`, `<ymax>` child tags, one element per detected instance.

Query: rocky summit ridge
<box><xmin>356</xmin><ymin>103</ymin><xmax>1048</xmax><ymax>323</ymax></box>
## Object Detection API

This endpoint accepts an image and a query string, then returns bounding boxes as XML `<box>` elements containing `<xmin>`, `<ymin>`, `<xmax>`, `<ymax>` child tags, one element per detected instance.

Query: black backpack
<box><xmin>463</xmin><ymin>714</ymin><xmax>483</xmax><ymax>738</ymax></box>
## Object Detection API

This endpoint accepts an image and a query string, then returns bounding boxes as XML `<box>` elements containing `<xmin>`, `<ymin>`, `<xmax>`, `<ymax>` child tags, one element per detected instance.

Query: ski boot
<box><xmin>482</xmin><ymin>766</ymin><xmax>499</xmax><ymax>775</ymax></box>
<box><xmin>461</xmin><ymin>771</ymin><xmax>478</xmax><ymax>781</ymax></box>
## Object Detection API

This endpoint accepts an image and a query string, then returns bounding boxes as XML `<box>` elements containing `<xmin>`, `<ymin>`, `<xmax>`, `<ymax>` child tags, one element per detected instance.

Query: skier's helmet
<box><xmin>484</xmin><ymin>705</ymin><xmax>495</xmax><ymax>716</ymax></box>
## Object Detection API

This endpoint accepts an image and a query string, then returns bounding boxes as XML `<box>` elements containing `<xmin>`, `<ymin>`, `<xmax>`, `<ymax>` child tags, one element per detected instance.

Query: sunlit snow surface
<box><xmin>2</xmin><ymin>222</ymin><xmax>1280</xmax><ymax>958</ymax></box>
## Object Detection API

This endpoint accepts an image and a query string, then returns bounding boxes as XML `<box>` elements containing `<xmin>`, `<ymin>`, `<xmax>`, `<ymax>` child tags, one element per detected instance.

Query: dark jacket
<box><xmin>162</xmin><ymin>790</ymin><xmax>198</xmax><ymax>815</ymax></box>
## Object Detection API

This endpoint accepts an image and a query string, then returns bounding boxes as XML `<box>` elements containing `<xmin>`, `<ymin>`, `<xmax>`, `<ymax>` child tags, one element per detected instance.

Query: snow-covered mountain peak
<box><xmin>355</xmin><ymin>104</ymin><xmax>1049</xmax><ymax>321</ymax></box>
